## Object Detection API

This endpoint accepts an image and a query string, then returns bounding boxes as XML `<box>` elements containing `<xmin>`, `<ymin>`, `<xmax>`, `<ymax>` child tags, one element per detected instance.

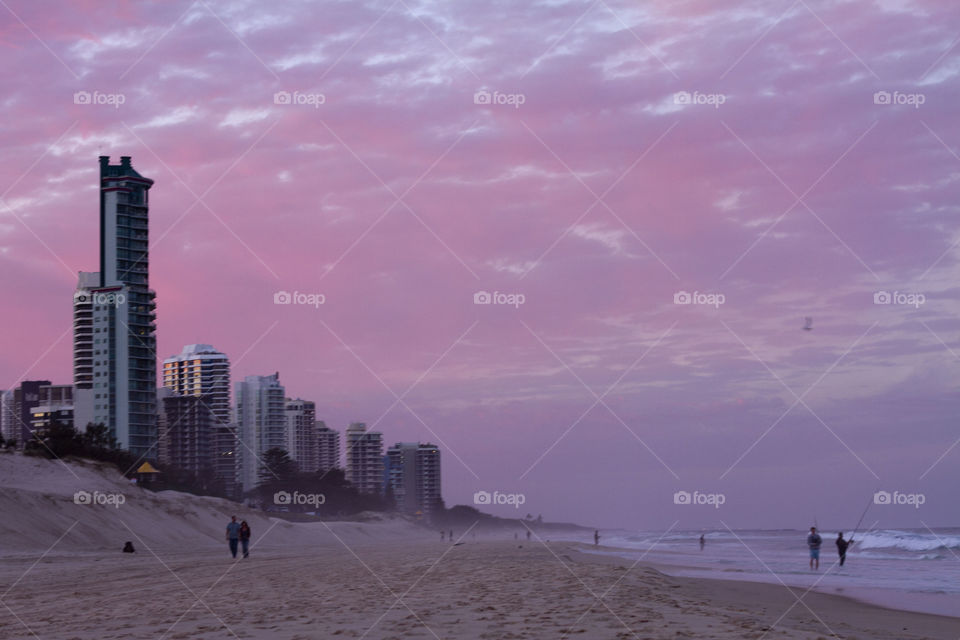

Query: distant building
<box><xmin>73</xmin><ymin>156</ymin><xmax>158</xmax><ymax>459</ymax></box>
<box><xmin>163</xmin><ymin>344</ymin><xmax>234</xmax><ymax>491</ymax></box>
<box><xmin>284</xmin><ymin>398</ymin><xmax>317</xmax><ymax>472</ymax></box>
<box><xmin>385</xmin><ymin>442</ymin><xmax>441</xmax><ymax>518</ymax></box>
<box><xmin>156</xmin><ymin>387</ymin><xmax>172</xmax><ymax>466</ymax></box>
<box><xmin>162</xmin><ymin>344</ymin><xmax>231</xmax><ymax>423</ymax></box>
<box><xmin>235</xmin><ymin>373</ymin><xmax>286</xmax><ymax>493</ymax></box>
<box><xmin>30</xmin><ymin>405</ymin><xmax>76</xmax><ymax>439</ymax></box>
<box><xmin>72</xmin><ymin>271</ymin><xmax>97</xmax><ymax>433</ymax></box>
<box><xmin>161</xmin><ymin>392</ymin><xmax>216</xmax><ymax>475</ymax></box>
<box><xmin>11</xmin><ymin>382</ymin><xmax>72</xmax><ymax>446</ymax></box>
<box><xmin>315</xmin><ymin>421</ymin><xmax>340</xmax><ymax>473</ymax></box>
<box><xmin>345</xmin><ymin>422</ymin><xmax>383</xmax><ymax>494</ymax></box>
<box><xmin>0</xmin><ymin>390</ymin><xmax>15</xmax><ymax>443</ymax></box>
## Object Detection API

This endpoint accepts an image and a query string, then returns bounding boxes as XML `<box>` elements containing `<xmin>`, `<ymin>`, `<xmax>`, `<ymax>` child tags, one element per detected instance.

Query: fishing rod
<box><xmin>849</xmin><ymin>493</ymin><xmax>874</xmax><ymax>542</ymax></box>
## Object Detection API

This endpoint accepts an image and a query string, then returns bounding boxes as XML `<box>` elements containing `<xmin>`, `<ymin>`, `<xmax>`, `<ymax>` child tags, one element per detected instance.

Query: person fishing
<box><xmin>807</xmin><ymin>526</ymin><xmax>822</xmax><ymax>570</ymax></box>
<box><xmin>836</xmin><ymin>532</ymin><xmax>853</xmax><ymax>567</ymax></box>
<box><xmin>835</xmin><ymin>494</ymin><xmax>872</xmax><ymax>569</ymax></box>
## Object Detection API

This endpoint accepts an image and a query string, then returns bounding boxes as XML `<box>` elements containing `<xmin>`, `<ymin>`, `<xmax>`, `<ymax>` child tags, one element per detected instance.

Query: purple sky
<box><xmin>1</xmin><ymin>0</ymin><xmax>959</xmax><ymax>530</ymax></box>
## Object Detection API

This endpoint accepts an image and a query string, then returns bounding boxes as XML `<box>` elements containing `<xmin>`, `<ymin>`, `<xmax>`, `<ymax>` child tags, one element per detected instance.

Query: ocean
<box><xmin>571</xmin><ymin>528</ymin><xmax>960</xmax><ymax>617</ymax></box>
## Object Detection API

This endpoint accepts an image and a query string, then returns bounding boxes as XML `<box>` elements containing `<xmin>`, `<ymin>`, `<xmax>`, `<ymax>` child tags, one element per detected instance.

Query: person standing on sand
<box><xmin>594</xmin><ymin>530</ymin><xmax>600</xmax><ymax>546</ymax></box>
<box><xmin>699</xmin><ymin>534</ymin><xmax>705</xmax><ymax>551</ymax></box>
<box><xmin>240</xmin><ymin>521</ymin><xmax>251</xmax><ymax>558</ymax></box>
<box><xmin>836</xmin><ymin>532</ymin><xmax>852</xmax><ymax>567</ymax></box>
<box><xmin>807</xmin><ymin>527</ymin><xmax>822</xmax><ymax>570</ymax></box>
<box><xmin>226</xmin><ymin>516</ymin><xmax>241</xmax><ymax>558</ymax></box>
<box><xmin>526</xmin><ymin>530</ymin><xmax>531</xmax><ymax>542</ymax></box>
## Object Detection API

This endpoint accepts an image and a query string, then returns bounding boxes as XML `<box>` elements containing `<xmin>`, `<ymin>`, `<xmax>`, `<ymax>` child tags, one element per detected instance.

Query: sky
<box><xmin>1</xmin><ymin>0</ymin><xmax>959</xmax><ymax>530</ymax></box>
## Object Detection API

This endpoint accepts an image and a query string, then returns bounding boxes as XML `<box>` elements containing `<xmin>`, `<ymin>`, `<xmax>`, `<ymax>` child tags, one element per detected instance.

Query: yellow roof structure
<box><xmin>136</xmin><ymin>462</ymin><xmax>161</xmax><ymax>474</ymax></box>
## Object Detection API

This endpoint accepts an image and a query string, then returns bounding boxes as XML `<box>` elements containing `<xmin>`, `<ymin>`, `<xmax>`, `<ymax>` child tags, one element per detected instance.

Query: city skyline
<box><xmin>1</xmin><ymin>1</ymin><xmax>959</xmax><ymax>530</ymax></box>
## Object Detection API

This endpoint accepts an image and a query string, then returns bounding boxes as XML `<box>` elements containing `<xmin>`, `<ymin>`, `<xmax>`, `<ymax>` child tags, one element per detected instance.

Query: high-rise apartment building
<box><xmin>73</xmin><ymin>156</ymin><xmax>157</xmax><ymax>459</ymax></box>
<box><xmin>315</xmin><ymin>421</ymin><xmax>340</xmax><ymax>473</ymax></box>
<box><xmin>162</xmin><ymin>344</ymin><xmax>234</xmax><ymax>488</ymax></box>
<box><xmin>385</xmin><ymin>442</ymin><xmax>441</xmax><ymax>518</ymax></box>
<box><xmin>235</xmin><ymin>373</ymin><xmax>286</xmax><ymax>493</ymax></box>
<box><xmin>284</xmin><ymin>398</ymin><xmax>317</xmax><ymax>473</ymax></box>
<box><xmin>162</xmin><ymin>345</ymin><xmax>231</xmax><ymax>423</ymax></box>
<box><xmin>161</xmin><ymin>392</ymin><xmax>216</xmax><ymax>475</ymax></box>
<box><xmin>345</xmin><ymin>422</ymin><xmax>383</xmax><ymax>494</ymax></box>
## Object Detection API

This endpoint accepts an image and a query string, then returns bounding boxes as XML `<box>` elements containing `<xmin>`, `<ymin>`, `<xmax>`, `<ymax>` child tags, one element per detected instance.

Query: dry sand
<box><xmin>1</xmin><ymin>454</ymin><xmax>957</xmax><ymax>639</ymax></box>
<box><xmin>3</xmin><ymin>540</ymin><xmax>959</xmax><ymax>639</ymax></box>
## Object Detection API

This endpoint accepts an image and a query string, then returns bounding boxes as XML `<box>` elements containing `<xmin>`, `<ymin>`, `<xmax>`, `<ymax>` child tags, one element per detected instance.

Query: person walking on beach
<box><xmin>239</xmin><ymin>520</ymin><xmax>251</xmax><ymax>558</ymax></box>
<box><xmin>807</xmin><ymin>527</ymin><xmax>822</xmax><ymax>570</ymax></box>
<box><xmin>526</xmin><ymin>530</ymin><xmax>531</xmax><ymax>542</ymax></box>
<box><xmin>836</xmin><ymin>532</ymin><xmax>852</xmax><ymax>567</ymax></box>
<box><xmin>594</xmin><ymin>530</ymin><xmax>600</xmax><ymax>546</ymax></box>
<box><xmin>699</xmin><ymin>534</ymin><xmax>705</xmax><ymax>551</ymax></box>
<box><xmin>226</xmin><ymin>516</ymin><xmax>241</xmax><ymax>559</ymax></box>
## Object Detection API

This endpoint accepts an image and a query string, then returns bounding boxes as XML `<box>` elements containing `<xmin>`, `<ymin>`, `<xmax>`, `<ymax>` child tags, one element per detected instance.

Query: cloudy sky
<box><xmin>1</xmin><ymin>0</ymin><xmax>958</xmax><ymax>529</ymax></box>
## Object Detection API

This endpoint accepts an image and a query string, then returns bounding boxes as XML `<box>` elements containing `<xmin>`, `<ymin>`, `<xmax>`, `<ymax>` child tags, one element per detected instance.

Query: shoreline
<box><xmin>576</xmin><ymin>541</ymin><xmax>960</xmax><ymax>619</ymax></box>
<box><xmin>571</xmin><ymin>543</ymin><xmax>960</xmax><ymax>637</ymax></box>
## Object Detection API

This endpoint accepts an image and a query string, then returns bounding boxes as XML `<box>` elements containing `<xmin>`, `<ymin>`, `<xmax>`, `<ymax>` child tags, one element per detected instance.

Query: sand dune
<box><xmin>0</xmin><ymin>453</ymin><xmax>420</xmax><ymax>555</ymax></box>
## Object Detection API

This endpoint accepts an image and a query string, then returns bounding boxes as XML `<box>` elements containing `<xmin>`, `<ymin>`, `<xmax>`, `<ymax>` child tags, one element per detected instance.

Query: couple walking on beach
<box><xmin>807</xmin><ymin>527</ymin><xmax>853</xmax><ymax>570</ymax></box>
<box><xmin>226</xmin><ymin>516</ymin><xmax>252</xmax><ymax>559</ymax></box>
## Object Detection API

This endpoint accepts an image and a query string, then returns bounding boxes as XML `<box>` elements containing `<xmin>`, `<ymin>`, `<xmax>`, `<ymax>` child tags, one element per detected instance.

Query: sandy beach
<box><xmin>1</xmin><ymin>456</ymin><xmax>958</xmax><ymax>639</ymax></box>
<box><xmin>3</xmin><ymin>539</ymin><xmax>960</xmax><ymax>639</ymax></box>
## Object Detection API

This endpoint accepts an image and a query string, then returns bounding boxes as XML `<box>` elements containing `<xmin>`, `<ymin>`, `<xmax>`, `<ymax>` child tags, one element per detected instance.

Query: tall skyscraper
<box><xmin>315</xmin><ymin>421</ymin><xmax>340</xmax><ymax>473</ymax></box>
<box><xmin>235</xmin><ymin>373</ymin><xmax>286</xmax><ymax>493</ymax></box>
<box><xmin>345</xmin><ymin>422</ymin><xmax>384</xmax><ymax>494</ymax></box>
<box><xmin>73</xmin><ymin>156</ymin><xmax>157</xmax><ymax>459</ymax></box>
<box><xmin>284</xmin><ymin>398</ymin><xmax>317</xmax><ymax>472</ymax></box>
<box><xmin>385</xmin><ymin>442</ymin><xmax>442</xmax><ymax>518</ymax></box>
<box><xmin>162</xmin><ymin>344</ymin><xmax>234</xmax><ymax>489</ymax></box>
